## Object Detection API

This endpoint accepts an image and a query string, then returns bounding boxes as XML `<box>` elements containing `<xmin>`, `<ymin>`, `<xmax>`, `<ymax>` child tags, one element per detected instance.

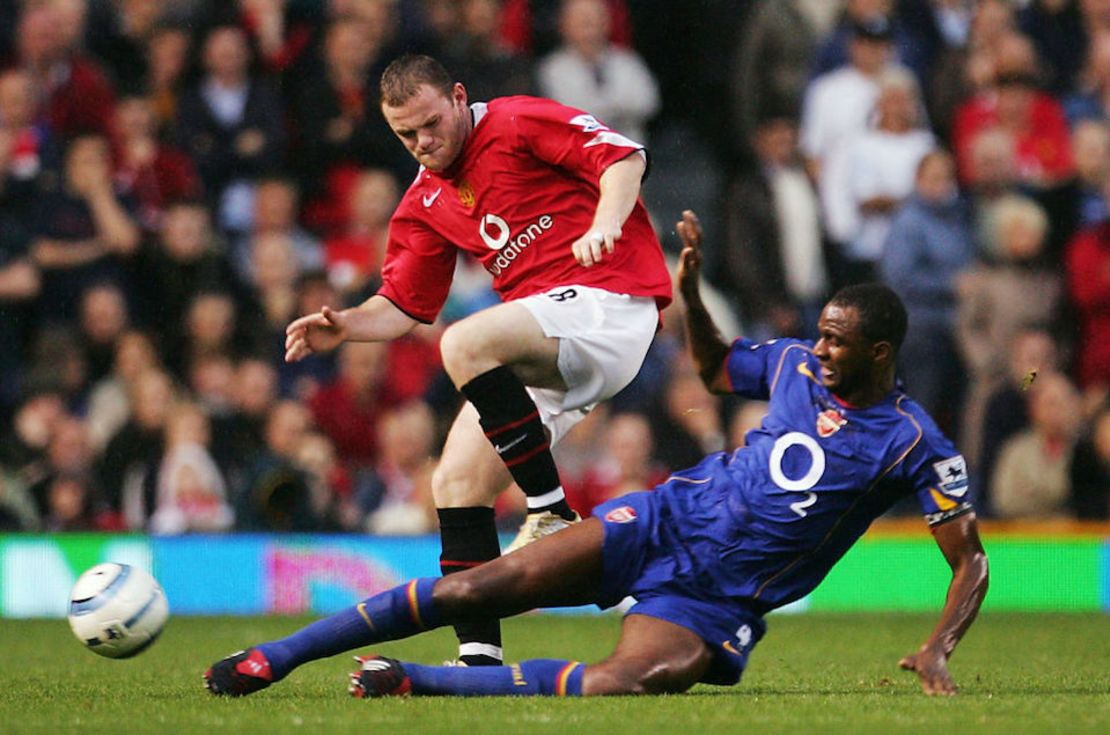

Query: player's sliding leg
<box><xmin>348</xmin><ymin>614</ymin><xmax>713</xmax><ymax>698</ymax></box>
<box><xmin>438</xmin><ymin>304</ymin><xmax>580</xmax><ymax>534</ymax></box>
<box><xmin>431</xmin><ymin>409</ymin><xmax>514</xmax><ymax>666</ymax></box>
<box><xmin>204</xmin><ymin>519</ymin><xmax>605</xmax><ymax>697</ymax></box>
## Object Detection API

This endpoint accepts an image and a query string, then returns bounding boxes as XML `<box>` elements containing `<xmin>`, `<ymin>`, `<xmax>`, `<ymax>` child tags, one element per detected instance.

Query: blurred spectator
<box><xmin>800</xmin><ymin>15</ymin><xmax>900</xmax><ymax>181</ymax></box>
<box><xmin>499</xmin><ymin>0</ymin><xmax>632</xmax><ymax>58</ymax></box>
<box><xmin>717</xmin><ymin>116</ymin><xmax>827</xmax><ymax>341</ymax></box>
<box><xmin>28</xmin><ymin>133</ymin><xmax>140</xmax><ymax>322</ymax></box>
<box><xmin>1065</xmin><ymin>183</ymin><xmax>1110</xmax><ymax>393</ymax></box>
<box><xmin>881</xmin><ymin>150</ymin><xmax>973</xmax><ymax>430</ymax></box>
<box><xmin>208</xmin><ymin>357</ymin><xmax>278</xmax><ymax>482</ymax></box>
<box><xmin>234</xmin><ymin>177</ymin><xmax>322</xmax><ymax>284</ymax></box>
<box><xmin>1018</xmin><ymin>0</ymin><xmax>1087</xmax><ymax>95</ymax></box>
<box><xmin>361</xmin><ymin>401</ymin><xmax>438</xmax><ymax>535</ymax></box>
<box><xmin>0</xmin><ymin>390</ymin><xmax>67</xmax><ymax>488</ymax></box>
<box><xmin>729</xmin><ymin>0</ymin><xmax>828</xmax><ymax>158</ymax></box>
<box><xmin>309</xmin><ymin>340</ymin><xmax>396</xmax><ymax>467</ymax></box>
<box><xmin>0</xmin><ymin>70</ymin><xmax>45</xmax><ymax>406</ymax></box>
<box><xmin>25</xmin><ymin>325</ymin><xmax>90</xmax><ymax>409</ymax></box>
<box><xmin>175</xmin><ymin>24</ymin><xmax>286</xmax><ymax>234</ymax></box>
<box><xmin>535</xmin><ymin>0</ymin><xmax>659</xmax><ymax>144</ymax></box>
<box><xmin>1062</xmin><ymin>29</ymin><xmax>1110</xmax><ymax>125</ymax></box>
<box><xmin>992</xmin><ymin>372</ymin><xmax>1083</xmax><ymax>519</ymax></box>
<box><xmin>85</xmin><ymin>0</ymin><xmax>165</xmax><ymax>93</ymax></box>
<box><xmin>8</xmin><ymin>2</ymin><xmax>117</xmax><ymax>140</ymax></box>
<box><xmin>170</xmin><ymin>291</ymin><xmax>246</xmax><ymax>378</ymax></box>
<box><xmin>965</xmin><ymin>127</ymin><xmax>1022</xmax><ymax>256</ymax></box>
<box><xmin>650</xmin><ymin>367</ymin><xmax>724</xmax><ymax>472</ymax></box>
<box><xmin>293</xmin><ymin>16</ymin><xmax>408</xmax><ymax>226</ymax></box>
<box><xmin>149</xmin><ymin>401</ymin><xmax>234</xmax><ymax>534</ymax></box>
<box><xmin>323</xmin><ymin>168</ymin><xmax>397</xmax><ymax>300</ymax></box>
<box><xmin>727</xmin><ymin>400</ymin><xmax>769</xmax><ymax>451</ymax></box>
<box><xmin>97</xmin><ymin>368</ymin><xmax>175</xmax><ymax>527</ymax></box>
<box><xmin>26</xmin><ymin>415</ymin><xmax>108</xmax><ymax>526</ymax></box>
<box><xmin>812</xmin><ymin>0</ymin><xmax>930</xmax><ymax>83</ymax></box>
<box><xmin>145</xmin><ymin>25</ymin><xmax>192</xmax><ymax>135</ymax></box>
<box><xmin>957</xmin><ymin>195</ymin><xmax>1062</xmax><ymax>463</ymax></box>
<box><xmin>1070</xmin><ymin>404</ymin><xmax>1110</xmax><ymax>519</ymax></box>
<box><xmin>235</xmin><ymin>0</ymin><xmax>320</xmax><ymax>78</ymax></box>
<box><xmin>977</xmin><ymin>328</ymin><xmax>1061</xmax><ymax>515</ymax></box>
<box><xmin>1063</xmin><ymin>119</ymin><xmax>1110</xmax><ymax>229</ymax></box>
<box><xmin>78</xmin><ymin>281</ymin><xmax>130</xmax><ymax>385</ymax></box>
<box><xmin>0</xmin><ymin>466</ymin><xmax>38</xmax><ymax>530</ymax></box>
<box><xmin>295</xmin><ymin>430</ymin><xmax>356</xmax><ymax>530</ymax></box>
<box><xmin>564</xmin><ymin>411</ymin><xmax>667</xmax><ymax>516</ymax></box>
<box><xmin>113</xmin><ymin>94</ymin><xmax>203</xmax><ymax>233</ymax></box>
<box><xmin>85</xmin><ymin>330</ymin><xmax>160</xmax><ymax>453</ymax></box>
<box><xmin>953</xmin><ymin>34</ymin><xmax>1074</xmax><ymax>188</ymax></box>
<box><xmin>444</xmin><ymin>0</ymin><xmax>532</xmax><ymax>104</ymax></box>
<box><xmin>822</xmin><ymin>67</ymin><xmax>935</xmax><ymax>286</ymax></box>
<box><xmin>41</xmin><ymin>473</ymin><xmax>105</xmax><ymax>532</ymax></box>
<box><xmin>132</xmin><ymin>200</ymin><xmax>243</xmax><ymax>355</ymax></box>
<box><xmin>235</xmin><ymin>399</ymin><xmax>319</xmax><ymax>531</ymax></box>
<box><xmin>248</xmin><ymin>232</ymin><xmax>301</xmax><ymax>342</ymax></box>
<box><xmin>926</xmin><ymin>0</ymin><xmax>1013</xmax><ymax>140</ymax></box>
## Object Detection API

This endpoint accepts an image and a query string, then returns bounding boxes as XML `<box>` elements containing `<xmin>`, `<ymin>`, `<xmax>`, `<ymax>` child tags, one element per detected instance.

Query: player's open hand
<box><xmin>675</xmin><ymin>209</ymin><xmax>703</xmax><ymax>298</ymax></box>
<box><xmin>572</xmin><ymin>222</ymin><xmax>621</xmax><ymax>267</ymax></box>
<box><xmin>899</xmin><ymin>645</ymin><xmax>957</xmax><ymax>696</ymax></box>
<box><xmin>285</xmin><ymin>306</ymin><xmax>349</xmax><ymax>362</ymax></box>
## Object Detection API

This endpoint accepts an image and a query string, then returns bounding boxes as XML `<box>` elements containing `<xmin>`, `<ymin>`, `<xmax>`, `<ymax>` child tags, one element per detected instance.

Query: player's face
<box><xmin>813</xmin><ymin>304</ymin><xmax>875</xmax><ymax>399</ymax></box>
<box><xmin>382</xmin><ymin>83</ymin><xmax>471</xmax><ymax>172</ymax></box>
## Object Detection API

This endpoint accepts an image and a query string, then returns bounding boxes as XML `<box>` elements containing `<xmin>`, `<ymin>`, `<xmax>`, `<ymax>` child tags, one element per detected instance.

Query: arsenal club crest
<box><xmin>604</xmin><ymin>506</ymin><xmax>637</xmax><ymax>524</ymax></box>
<box><xmin>816</xmin><ymin>409</ymin><xmax>847</xmax><ymax>437</ymax></box>
<box><xmin>458</xmin><ymin>181</ymin><xmax>475</xmax><ymax>208</ymax></box>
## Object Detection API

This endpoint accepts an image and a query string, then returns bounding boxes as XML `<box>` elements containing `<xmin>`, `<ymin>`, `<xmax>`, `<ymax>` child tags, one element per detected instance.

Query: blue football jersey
<box><xmin>649</xmin><ymin>338</ymin><xmax>973</xmax><ymax>612</ymax></box>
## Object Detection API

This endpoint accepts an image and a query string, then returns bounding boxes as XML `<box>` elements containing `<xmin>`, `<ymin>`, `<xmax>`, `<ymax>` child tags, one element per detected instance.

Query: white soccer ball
<box><xmin>67</xmin><ymin>563</ymin><xmax>170</xmax><ymax>659</ymax></box>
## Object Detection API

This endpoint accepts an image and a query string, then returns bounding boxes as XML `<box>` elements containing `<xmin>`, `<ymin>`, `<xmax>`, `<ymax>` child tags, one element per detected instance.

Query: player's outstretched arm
<box><xmin>899</xmin><ymin>513</ymin><xmax>989</xmax><ymax>696</ymax></box>
<box><xmin>676</xmin><ymin>210</ymin><xmax>731</xmax><ymax>394</ymax></box>
<box><xmin>572</xmin><ymin>153</ymin><xmax>646</xmax><ymax>267</ymax></box>
<box><xmin>284</xmin><ymin>294</ymin><xmax>419</xmax><ymax>362</ymax></box>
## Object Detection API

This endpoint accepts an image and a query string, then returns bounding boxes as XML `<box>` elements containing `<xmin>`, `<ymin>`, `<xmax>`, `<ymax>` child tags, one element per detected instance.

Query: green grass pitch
<box><xmin>2</xmin><ymin>612</ymin><xmax>1108</xmax><ymax>734</ymax></box>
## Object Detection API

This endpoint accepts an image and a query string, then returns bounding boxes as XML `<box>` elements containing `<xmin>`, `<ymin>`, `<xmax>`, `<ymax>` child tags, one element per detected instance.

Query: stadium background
<box><xmin>0</xmin><ymin>0</ymin><xmax>1108</xmax><ymax>622</ymax></box>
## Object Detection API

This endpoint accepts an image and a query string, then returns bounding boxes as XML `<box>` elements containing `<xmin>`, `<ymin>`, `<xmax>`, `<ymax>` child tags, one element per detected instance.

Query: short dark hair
<box><xmin>380</xmin><ymin>54</ymin><xmax>454</xmax><ymax>107</ymax></box>
<box><xmin>829</xmin><ymin>283</ymin><xmax>908</xmax><ymax>352</ymax></box>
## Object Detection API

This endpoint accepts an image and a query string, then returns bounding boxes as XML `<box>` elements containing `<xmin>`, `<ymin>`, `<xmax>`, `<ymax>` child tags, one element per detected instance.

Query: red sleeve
<box><xmin>376</xmin><ymin>210</ymin><xmax>458</xmax><ymax>323</ymax></box>
<box><xmin>505</xmin><ymin>97</ymin><xmax>645</xmax><ymax>181</ymax></box>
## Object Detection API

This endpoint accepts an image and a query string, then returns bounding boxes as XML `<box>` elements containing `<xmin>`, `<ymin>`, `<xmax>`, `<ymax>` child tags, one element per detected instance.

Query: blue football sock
<box><xmin>403</xmin><ymin>659</ymin><xmax>585</xmax><ymax>696</ymax></box>
<box><xmin>258</xmin><ymin>578</ymin><xmax>440</xmax><ymax>680</ymax></box>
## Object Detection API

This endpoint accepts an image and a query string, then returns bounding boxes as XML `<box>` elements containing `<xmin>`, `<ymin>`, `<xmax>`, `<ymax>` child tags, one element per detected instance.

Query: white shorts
<box><xmin>517</xmin><ymin>285</ymin><xmax>659</xmax><ymax>444</ymax></box>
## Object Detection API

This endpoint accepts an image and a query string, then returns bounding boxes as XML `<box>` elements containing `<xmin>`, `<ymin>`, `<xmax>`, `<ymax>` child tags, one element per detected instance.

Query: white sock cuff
<box><xmin>526</xmin><ymin>486</ymin><xmax>566</xmax><ymax>510</ymax></box>
<box><xmin>459</xmin><ymin>642</ymin><xmax>503</xmax><ymax>660</ymax></box>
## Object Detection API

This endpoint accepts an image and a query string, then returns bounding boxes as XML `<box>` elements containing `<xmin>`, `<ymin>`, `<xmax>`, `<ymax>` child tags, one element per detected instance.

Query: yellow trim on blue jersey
<box><xmin>753</xmin><ymin>394</ymin><xmax>924</xmax><ymax>600</ymax></box>
<box><xmin>356</xmin><ymin>602</ymin><xmax>376</xmax><ymax>631</ymax></box>
<box><xmin>929</xmin><ymin>487</ymin><xmax>958</xmax><ymax>511</ymax></box>
<box><xmin>770</xmin><ymin>343</ymin><xmax>815</xmax><ymax>396</ymax></box>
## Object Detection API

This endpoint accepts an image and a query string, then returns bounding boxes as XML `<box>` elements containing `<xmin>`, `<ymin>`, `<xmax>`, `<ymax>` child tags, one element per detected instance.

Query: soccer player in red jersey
<box><xmin>283</xmin><ymin>55</ymin><xmax>671</xmax><ymax>666</ymax></box>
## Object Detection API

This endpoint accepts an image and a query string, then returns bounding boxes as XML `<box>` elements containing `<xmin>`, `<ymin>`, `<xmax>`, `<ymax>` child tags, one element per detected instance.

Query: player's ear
<box><xmin>453</xmin><ymin>82</ymin><xmax>468</xmax><ymax>107</ymax></box>
<box><xmin>872</xmin><ymin>340</ymin><xmax>894</xmax><ymax>366</ymax></box>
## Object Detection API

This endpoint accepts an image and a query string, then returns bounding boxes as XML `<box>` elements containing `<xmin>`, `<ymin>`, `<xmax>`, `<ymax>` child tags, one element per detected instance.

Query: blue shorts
<box><xmin>592</xmin><ymin>491</ymin><xmax>766</xmax><ymax>686</ymax></box>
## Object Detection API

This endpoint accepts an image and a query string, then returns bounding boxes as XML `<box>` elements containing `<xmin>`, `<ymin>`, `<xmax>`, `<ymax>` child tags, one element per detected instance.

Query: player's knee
<box><xmin>439</xmin><ymin>321</ymin><xmax>486</xmax><ymax>379</ymax></box>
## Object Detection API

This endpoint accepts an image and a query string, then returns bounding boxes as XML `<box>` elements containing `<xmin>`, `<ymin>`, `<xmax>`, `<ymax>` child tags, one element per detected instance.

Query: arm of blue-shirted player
<box><xmin>899</xmin><ymin>513</ymin><xmax>989</xmax><ymax>696</ymax></box>
<box><xmin>675</xmin><ymin>209</ymin><xmax>732</xmax><ymax>393</ymax></box>
<box><xmin>572</xmin><ymin>152</ymin><xmax>647</xmax><ymax>267</ymax></box>
<box><xmin>284</xmin><ymin>295</ymin><xmax>419</xmax><ymax>363</ymax></box>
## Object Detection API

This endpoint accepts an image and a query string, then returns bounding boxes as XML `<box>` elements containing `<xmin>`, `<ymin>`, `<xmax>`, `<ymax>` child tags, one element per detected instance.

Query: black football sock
<box><xmin>438</xmin><ymin>507</ymin><xmax>503</xmax><ymax>666</ymax></box>
<box><xmin>460</xmin><ymin>365</ymin><xmax>575</xmax><ymax>519</ymax></box>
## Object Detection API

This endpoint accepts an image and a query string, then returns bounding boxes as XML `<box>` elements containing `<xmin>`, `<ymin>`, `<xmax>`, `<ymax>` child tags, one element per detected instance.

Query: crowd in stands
<box><xmin>0</xmin><ymin>0</ymin><xmax>1107</xmax><ymax>536</ymax></box>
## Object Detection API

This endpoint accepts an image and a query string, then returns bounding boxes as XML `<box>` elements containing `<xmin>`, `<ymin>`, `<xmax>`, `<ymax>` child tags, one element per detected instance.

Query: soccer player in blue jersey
<box><xmin>205</xmin><ymin>210</ymin><xmax>988</xmax><ymax>699</ymax></box>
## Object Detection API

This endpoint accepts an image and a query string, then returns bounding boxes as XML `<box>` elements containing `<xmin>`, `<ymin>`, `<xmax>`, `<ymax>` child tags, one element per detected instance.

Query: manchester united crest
<box><xmin>816</xmin><ymin>409</ymin><xmax>847</xmax><ymax>437</ymax></box>
<box><xmin>458</xmin><ymin>181</ymin><xmax>475</xmax><ymax>208</ymax></box>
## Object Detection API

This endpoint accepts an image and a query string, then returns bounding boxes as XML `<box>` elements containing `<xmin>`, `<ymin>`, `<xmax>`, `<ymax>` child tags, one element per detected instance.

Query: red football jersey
<box><xmin>377</xmin><ymin>96</ymin><xmax>672</xmax><ymax>323</ymax></box>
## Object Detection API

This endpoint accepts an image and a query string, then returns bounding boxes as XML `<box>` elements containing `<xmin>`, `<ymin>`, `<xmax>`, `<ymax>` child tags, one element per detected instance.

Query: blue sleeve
<box><xmin>905</xmin><ymin>419</ymin><xmax>974</xmax><ymax>526</ymax></box>
<box><xmin>724</xmin><ymin>338</ymin><xmax>810</xmax><ymax>400</ymax></box>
